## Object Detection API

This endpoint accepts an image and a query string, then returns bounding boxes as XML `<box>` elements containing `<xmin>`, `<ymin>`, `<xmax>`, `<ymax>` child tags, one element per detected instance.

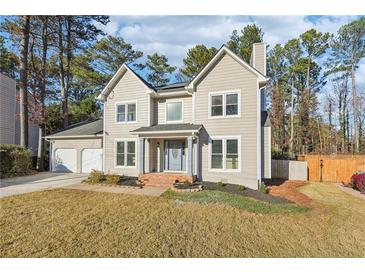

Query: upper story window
<box><xmin>209</xmin><ymin>90</ymin><xmax>240</xmax><ymax>118</ymax></box>
<box><xmin>166</xmin><ymin>101</ymin><xmax>183</xmax><ymax>123</ymax></box>
<box><xmin>116</xmin><ymin>101</ymin><xmax>137</xmax><ymax>123</ymax></box>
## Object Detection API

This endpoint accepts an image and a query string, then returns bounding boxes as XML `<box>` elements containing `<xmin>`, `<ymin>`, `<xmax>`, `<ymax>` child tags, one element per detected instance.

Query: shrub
<box><xmin>105</xmin><ymin>174</ymin><xmax>121</xmax><ymax>185</ymax></box>
<box><xmin>217</xmin><ymin>181</ymin><xmax>226</xmax><ymax>187</ymax></box>
<box><xmin>89</xmin><ymin>170</ymin><xmax>104</xmax><ymax>184</ymax></box>
<box><xmin>0</xmin><ymin>144</ymin><xmax>33</xmax><ymax>178</ymax></box>
<box><xmin>271</xmin><ymin>149</ymin><xmax>295</xmax><ymax>160</ymax></box>
<box><xmin>351</xmin><ymin>172</ymin><xmax>365</xmax><ymax>194</ymax></box>
<box><xmin>259</xmin><ymin>183</ymin><xmax>269</xmax><ymax>194</ymax></box>
<box><xmin>237</xmin><ymin>185</ymin><xmax>246</xmax><ymax>192</ymax></box>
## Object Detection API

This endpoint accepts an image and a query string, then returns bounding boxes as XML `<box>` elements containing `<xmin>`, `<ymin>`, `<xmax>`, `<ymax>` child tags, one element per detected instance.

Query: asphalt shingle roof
<box><xmin>47</xmin><ymin>118</ymin><xmax>103</xmax><ymax>138</ymax></box>
<box><xmin>131</xmin><ymin>123</ymin><xmax>202</xmax><ymax>133</ymax></box>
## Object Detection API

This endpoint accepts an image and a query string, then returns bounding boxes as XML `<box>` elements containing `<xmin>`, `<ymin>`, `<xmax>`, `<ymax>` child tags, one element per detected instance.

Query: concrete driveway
<box><xmin>0</xmin><ymin>172</ymin><xmax>88</xmax><ymax>198</ymax></box>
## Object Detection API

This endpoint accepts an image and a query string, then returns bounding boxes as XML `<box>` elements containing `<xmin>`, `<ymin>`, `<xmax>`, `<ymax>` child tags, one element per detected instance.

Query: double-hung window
<box><xmin>116</xmin><ymin>101</ymin><xmax>137</xmax><ymax>123</ymax></box>
<box><xmin>115</xmin><ymin>140</ymin><xmax>136</xmax><ymax>168</ymax></box>
<box><xmin>166</xmin><ymin>101</ymin><xmax>183</xmax><ymax>123</ymax></box>
<box><xmin>210</xmin><ymin>137</ymin><xmax>240</xmax><ymax>171</ymax></box>
<box><xmin>209</xmin><ymin>90</ymin><xmax>240</xmax><ymax>118</ymax></box>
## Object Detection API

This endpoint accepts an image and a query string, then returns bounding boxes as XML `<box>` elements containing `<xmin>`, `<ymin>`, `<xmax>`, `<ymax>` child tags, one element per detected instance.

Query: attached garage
<box><xmin>46</xmin><ymin>119</ymin><xmax>103</xmax><ymax>173</ymax></box>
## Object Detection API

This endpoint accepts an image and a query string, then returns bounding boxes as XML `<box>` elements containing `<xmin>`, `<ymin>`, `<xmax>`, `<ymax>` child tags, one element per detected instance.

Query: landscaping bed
<box><xmin>267</xmin><ymin>180</ymin><xmax>312</xmax><ymax>205</ymax></box>
<box><xmin>201</xmin><ymin>181</ymin><xmax>291</xmax><ymax>204</ymax></box>
<box><xmin>82</xmin><ymin>170</ymin><xmax>141</xmax><ymax>188</ymax></box>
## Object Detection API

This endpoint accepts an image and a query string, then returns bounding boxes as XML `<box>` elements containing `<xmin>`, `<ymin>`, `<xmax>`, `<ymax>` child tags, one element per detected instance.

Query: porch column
<box><xmin>187</xmin><ymin>136</ymin><xmax>193</xmax><ymax>176</ymax></box>
<box><xmin>194</xmin><ymin>137</ymin><xmax>200</xmax><ymax>180</ymax></box>
<box><xmin>138</xmin><ymin>138</ymin><xmax>145</xmax><ymax>174</ymax></box>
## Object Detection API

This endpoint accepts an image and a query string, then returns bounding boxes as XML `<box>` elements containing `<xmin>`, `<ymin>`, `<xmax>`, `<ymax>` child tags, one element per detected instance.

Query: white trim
<box><xmin>102</xmin><ymin>101</ymin><xmax>106</xmax><ymax>172</ymax></box>
<box><xmin>115</xmin><ymin>100</ymin><xmax>138</xmax><ymax>124</ymax></box>
<box><xmin>208</xmin><ymin>135</ymin><xmax>241</xmax><ymax>173</ymax></box>
<box><xmin>114</xmin><ymin>138</ymin><xmax>138</xmax><ymax>169</ymax></box>
<box><xmin>252</xmin><ymin>43</ymin><xmax>256</xmax><ymax>68</ymax></box>
<box><xmin>187</xmin><ymin>46</ymin><xmax>268</xmax><ymax>90</ymax></box>
<box><xmin>192</xmin><ymin>91</ymin><xmax>196</xmax><ymax>123</ymax></box>
<box><xmin>150</xmin><ymin>90</ymin><xmax>192</xmax><ymax>98</ymax></box>
<box><xmin>208</xmin><ymin>90</ymin><xmax>241</xmax><ymax>119</ymax></box>
<box><xmin>165</xmin><ymin>99</ymin><xmax>184</xmax><ymax>124</ymax></box>
<box><xmin>131</xmin><ymin>129</ymin><xmax>201</xmax><ymax>135</ymax></box>
<box><xmin>46</xmin><ymin>135</ymin><xmax>102</xmax><ymax>140</ymax></box>
<box><xmin>257</xmin><ymin>79</ymin><xmax>261</xmax><ymax>185</ymax></box>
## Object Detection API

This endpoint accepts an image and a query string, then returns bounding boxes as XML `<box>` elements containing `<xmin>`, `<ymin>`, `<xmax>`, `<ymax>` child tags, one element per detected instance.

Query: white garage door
<box><xmin>53</xmin><ymin>148</ymin><xmax>77</xmax><ymax>172</ymax></box>
<box><xmin>81</xmin><ymin>148</ymin><xmax>103</xmax><ymax>173</ymax></box>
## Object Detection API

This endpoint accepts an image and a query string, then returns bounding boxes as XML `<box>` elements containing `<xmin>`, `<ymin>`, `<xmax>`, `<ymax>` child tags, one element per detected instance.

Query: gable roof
<box><xmin>186</xmin><ymin>45</ymin><xmax>268</xmax><ymax>90</ymax></box>
<box><xmin>46</xmin><ymin>118</ymin><xmax>103</xmax><ymax>139</ymax></box>
<box><xmin>97</xmin><ymin>63</ymin><xmax>154</xmax><ymax>101</ymax></box>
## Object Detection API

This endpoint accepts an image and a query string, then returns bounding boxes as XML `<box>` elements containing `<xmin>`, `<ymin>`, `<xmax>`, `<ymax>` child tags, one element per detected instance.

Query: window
<box><xmin>209</xmin><ymin>91</ymin><xmax>240</xmax><ymax>118</ymax></box>
<box><xmin>115</xmin><ymin>140</ymin><xmax>136</xmax><ymax>167</ymax></box>
<box><xmin>211</xmin><ymin>139</ymin><xmax>223</xmax><ymax>169</ymax></box>
<box><xmin>166</xmin><ymin>101</ymin><xmax>183</xmax><ymax>123</ymax></box>
<box><xmin>116</xmin><ymin>102</ymin><xmax>137</xmax><ymax>123</ymax></box>
<box><xmin>210</xmin><ymin>137</ymin><xmax>240</xmax><ymax>171</ymax></box>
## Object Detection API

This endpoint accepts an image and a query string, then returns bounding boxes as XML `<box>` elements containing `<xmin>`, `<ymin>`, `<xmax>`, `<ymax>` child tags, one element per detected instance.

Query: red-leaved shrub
<box><xmin>351</xmin><ymin>172</ymin><xmax>365</xmax><ymax>194</ymax></box>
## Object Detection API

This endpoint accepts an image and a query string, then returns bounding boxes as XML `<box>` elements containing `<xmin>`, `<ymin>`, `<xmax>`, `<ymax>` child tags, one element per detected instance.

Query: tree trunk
<box><xmin>351</xmin><ymin>64</ymin><xmax>359</xmax><ymax>153</ymax></box>
<box><xmin>57</xmin><ymin>17</ymin><xmax>68</xmax><ymax>128</ymax></box>
<box><xmin>289</xmin><ymin>80</ymin><xmax>294</xmax><ymax>155</ymax></box>
<box><xmin>19</xmin><ymin>16</ymin><xmax>30</xmax><ymax>148</ymax></box>
<box><xmin>36</xmin><ymin>18</ymin><xmax>48</xmax><ymax>171</ymax></box>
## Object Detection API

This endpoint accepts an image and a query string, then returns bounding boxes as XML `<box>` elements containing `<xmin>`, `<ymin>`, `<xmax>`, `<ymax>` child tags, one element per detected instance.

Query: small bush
<box><xmin>259</xmin><ymin>183</ymin><xmax>269</xmax><ymax>194</ymax></box>
<box><xmin>237</xmin><ymin>185</ymin><xmax>246</xmax><ymax>192</ymax></box>
<box><xmin>217</xmin><ymin>181</ymin><xmax>226</xmax><ymax>187</ymax></box>
<box><xmin>271</xmin><ymin>149</ymin><xmax>295</xmax><ymax>160</ymax></box>
<box><xmin>351</xmin><ymin>172</ymin><xmax>365</xmax><ymax>194</ymax></box>
<box><xmin>105</xmin><ymin>174</ymin><xmax>121</xmax><ymax>185</ymax></box>
<box><xmin>89</xmin><ymin>170</ymin><xmax>104</xmax><ymax>184</ymax></box>
<box><xmin>0</xmin><ymin>144</ymin><xmax>33</xmax><ymax>178</ymax></box>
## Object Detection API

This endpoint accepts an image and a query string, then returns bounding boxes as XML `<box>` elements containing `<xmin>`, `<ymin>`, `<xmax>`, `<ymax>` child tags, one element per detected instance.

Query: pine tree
<box><xmin>145</xmin><ymin>53</ymin><xmax>176</xmax><ymax>86</ymax></box>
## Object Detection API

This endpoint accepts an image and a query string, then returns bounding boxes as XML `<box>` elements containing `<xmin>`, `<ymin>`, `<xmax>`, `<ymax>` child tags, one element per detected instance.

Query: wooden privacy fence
<box><xmin>271</xmin><ymin>160</ymin><xmax>308</xmax><ymax>181</ymax></box>
<box><xmin>297</xmin><ymin>155</ymin><xmax>365</xmax><ymax>183</ymax></box>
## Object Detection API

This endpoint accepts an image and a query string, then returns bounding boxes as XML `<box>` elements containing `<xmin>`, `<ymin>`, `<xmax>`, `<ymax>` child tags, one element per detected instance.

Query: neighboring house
<box><xmin>46</xmin><ymin>43</ymin><xmax>271</xmax><ymax>189</ymax></box>
<box><xmin>0</xmin><ymin>73</ymin><xmax>39</xmax><ymax>156</ymax></box>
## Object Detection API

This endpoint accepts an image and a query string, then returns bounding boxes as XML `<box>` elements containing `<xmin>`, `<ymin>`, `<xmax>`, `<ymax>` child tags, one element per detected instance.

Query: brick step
<box><xmin>138</xmin><ymin>172</ymin><xmax>195</xmax><ymax>187</ymax></box>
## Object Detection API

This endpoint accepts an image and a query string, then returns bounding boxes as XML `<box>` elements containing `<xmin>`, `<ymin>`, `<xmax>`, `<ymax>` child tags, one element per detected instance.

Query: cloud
<box><xmin>101</xmin><ymin>15</ymin><xmax>359</xmax><ymax>69</ymax></box>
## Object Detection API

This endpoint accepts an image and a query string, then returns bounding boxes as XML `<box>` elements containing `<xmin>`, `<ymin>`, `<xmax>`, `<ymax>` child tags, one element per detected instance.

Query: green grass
<box><xmin>1</xmin><ymin>183</ymin><xmax>365</xmax><ymax>257</ymax></box>
<box><xmin>161</xmin><ymin>189</ymin><xmax>308</xmax><ymax>214</ymax></box>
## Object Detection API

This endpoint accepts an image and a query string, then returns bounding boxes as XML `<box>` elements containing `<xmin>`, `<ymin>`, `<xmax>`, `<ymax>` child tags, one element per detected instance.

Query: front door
<box><xmin>164</xmin><ymin>140</ymin><xmax>184</xmax><ymax>171</ymax></box>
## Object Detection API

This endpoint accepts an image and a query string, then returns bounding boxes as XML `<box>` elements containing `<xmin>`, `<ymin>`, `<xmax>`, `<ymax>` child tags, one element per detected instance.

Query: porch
<box><xmin>131</xmin><ymin>123</ymin><xmax>202</xmax><ymax>186</ymax></box>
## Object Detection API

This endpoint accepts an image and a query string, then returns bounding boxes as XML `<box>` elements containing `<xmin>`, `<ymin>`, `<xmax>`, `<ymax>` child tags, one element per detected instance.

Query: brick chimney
<box><xmin>250</xmin><ymin>42</ymin><xmax>267</xmax><ymax>76</ymax></box>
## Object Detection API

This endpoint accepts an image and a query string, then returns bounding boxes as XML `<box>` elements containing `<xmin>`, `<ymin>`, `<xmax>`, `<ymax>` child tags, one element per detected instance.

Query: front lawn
<box><xmin>1</xmin><ymin>183</ymin><xmax>364</xmax><ymax>257</ymax></box>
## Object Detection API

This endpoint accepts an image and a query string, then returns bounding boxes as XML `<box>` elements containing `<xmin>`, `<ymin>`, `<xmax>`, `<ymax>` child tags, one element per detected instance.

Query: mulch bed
<box><xmin>202</xmin><ymin>181</ymin><xmax>291</xmax><ymax>204</ymax></box>
<box><xmin>267</xmin><ymin>180</ymin><xmax>312</xmax><ymax>205</ymax></box>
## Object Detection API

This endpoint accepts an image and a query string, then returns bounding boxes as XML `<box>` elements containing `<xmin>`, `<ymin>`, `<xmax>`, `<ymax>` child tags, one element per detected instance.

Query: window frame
<box><xmin>165</xmin><ymin>100</ymin><xmax>184</xmax><ymax>124</ymax></box>
<box><xmin>114</xmin><ymin>138</ymin><xmax>137</xmax><ymax>168</ymax></box>
<box><xmin>208</xmin><ymin>90</ymin><xmax>241</xmax><ymax>119</ymax></box>
<box><xmin>115</xmin><ymin>100</ymin><xmax>138</xmax><ymax>124</ymax></box>
<box><xmin>208</xmin><ymin>136</ymin><xmax>241</xmax><ymax>172</ymax></box>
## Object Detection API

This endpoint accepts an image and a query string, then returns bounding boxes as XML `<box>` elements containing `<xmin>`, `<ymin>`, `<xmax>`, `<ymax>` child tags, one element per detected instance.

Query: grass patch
<box><xmin>1</xmin><ymin>183</ymin><xmax>365</xmax><ymax>257</ymax></box>
<box><xmin>161</xmin><ymin>189</ymin><xmax>308</xmax><ymax>214</ymax></box>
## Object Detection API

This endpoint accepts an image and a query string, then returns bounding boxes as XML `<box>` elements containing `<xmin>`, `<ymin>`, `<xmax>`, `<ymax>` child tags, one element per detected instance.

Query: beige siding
<box><xmin>195</xmin><ymin>53</ymin><xmax>260</xmax><ymax>189</ymax></box>
<box><xmin>253</xmin><ymin>43</ymin><xmax>266</xmax><ymax>76</ymax></box>
<box><xmin>0</xmin><ymin>74</ymin><xmax>16</xmax><ymax>144</ymax></box>
<box><xmin>104</xmin><ymin>70</ymin><xmax>150</xmax><ymax>176</ymax></box>
<box><xmin>51</xmin><ymin>138</ymin><xmax>102</xmax><ymax>173</ymax></box>
<box><xmin>262</xmin><ymin>126</ymin><xmax>271</xmax><ymax>179</ymax></box>
<box><xmin>155</xmin><ymin>95</ymin><xmax>193</xmax><ymax>124</ymax></box>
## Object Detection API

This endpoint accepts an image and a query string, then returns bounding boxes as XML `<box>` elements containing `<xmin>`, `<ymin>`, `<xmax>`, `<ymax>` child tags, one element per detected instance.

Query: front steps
<box><xmin>138</xmin><ymin>172</ymin><xmax>196</xmax><ymax>187</ymax></box>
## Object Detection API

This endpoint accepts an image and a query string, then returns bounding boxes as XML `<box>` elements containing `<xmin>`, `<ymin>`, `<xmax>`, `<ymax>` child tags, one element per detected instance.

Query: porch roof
<box><xmin>130</xmin><ymin>123</ymin><xmax>202</xmax><ymax>135</ymax></box>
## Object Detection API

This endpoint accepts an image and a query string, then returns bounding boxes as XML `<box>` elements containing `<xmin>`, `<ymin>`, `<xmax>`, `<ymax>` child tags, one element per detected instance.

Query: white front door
<box><xmin>81</xmin><ymin>148</ymin><xmax>103</xmax><ymax>173</ymax></box>
<box><xmin>53</xmin><ymin>148</ymin><xmax>77</xmax><ymax>172</ymax></box>
<box><xmin>164</xmin><ymin>140</ymin><xmax>185</xmax><ymax>171</ymax></box>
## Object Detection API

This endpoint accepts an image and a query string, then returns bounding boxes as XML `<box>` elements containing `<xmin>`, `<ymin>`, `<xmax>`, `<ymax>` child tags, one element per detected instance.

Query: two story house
<box><xmin>46</xmin><ymin>43</ymin><xmax>271</xmax><ymax>190</ymax></box>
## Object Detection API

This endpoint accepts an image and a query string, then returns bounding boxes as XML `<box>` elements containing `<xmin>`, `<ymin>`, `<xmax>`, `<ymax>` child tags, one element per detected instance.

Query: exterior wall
<box><xmin>252</xmin><ymin>43</ymin><xmax>266</xmax><ymax>76</ymax></box>
<box><xmin>261</xmin><ymin>126</ymin><xmax>271</xmax><ymax>179</ymax></box>
<box><xmin>154</xmin><ymin>95</ymin><xmax>193</xmax><ymax>124</ymax></box>
<box><xmin>104</xmin><ymin>70</ymin><xmax>150</xmax><ymax>176</ymax></box>
<box><xmin>194</xmin><ymin>53</ymin><xmax>260</xmax><ymax>189</ymax></box>
<box><xmin>50</xmin><ymin>137</ymin><xmax>102</xmax><ymax>173</ymax></box>
<box><xmin>0</xmin><ymin>74</ymin><xmax>16</xmax><ymax>145</ymax></box>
